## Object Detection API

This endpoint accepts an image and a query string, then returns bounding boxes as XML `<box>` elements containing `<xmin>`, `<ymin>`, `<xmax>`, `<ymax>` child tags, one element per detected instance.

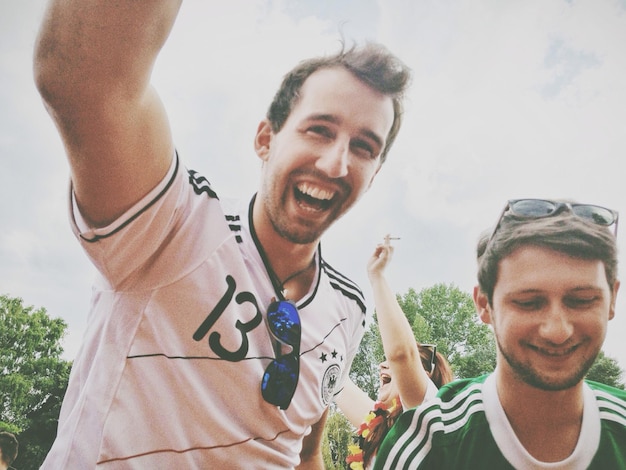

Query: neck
<box><xmin>251</xmin><ymin>196</ymin><xmax>318</xmax><ymax>299</ymax></box>
<box><xmin>495</xmin><ymin>368</ymin><xmax>584</xmax><ymax>462</ymax></box>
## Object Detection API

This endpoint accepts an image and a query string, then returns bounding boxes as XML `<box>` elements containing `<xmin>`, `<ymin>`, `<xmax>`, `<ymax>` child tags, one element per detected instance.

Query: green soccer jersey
<box><xmin>374</xmin><ymin>374</ymin><xmax>626</xmax><ymax>470</ymax></box>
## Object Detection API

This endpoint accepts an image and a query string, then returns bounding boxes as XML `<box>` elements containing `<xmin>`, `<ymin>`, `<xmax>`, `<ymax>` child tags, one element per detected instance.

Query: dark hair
<box><xmin>359</xmin><ymin>344</ymin><xmax>453</xmax><ymax>466</ymax></box>
<box><xmin>0</xmin><ymin>432</ymin><xmax>18</xmax><ymax>466</ymax></box>
<box><xmin>266</xmin><ymin>41</ymin><xmax>411</xmax><ymax>163</ymax></box>
<box><xmin>477</xmin><ymin>211</ymin><xmax>619</xmax><ymax>305</ymax></box>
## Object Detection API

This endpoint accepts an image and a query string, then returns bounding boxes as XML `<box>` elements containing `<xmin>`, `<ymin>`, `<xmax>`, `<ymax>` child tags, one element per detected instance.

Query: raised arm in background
<box><xmin>369</xmin><ymin>235</ymin><xmax>432</xmax><ymax>409</ymax></box>
<box><xmin>336</xmin><ymin>235</ymin><xmax>433</xmax><ymax>427</ymax></box>
<box><xmin>33</xmin><ymin>0</ymin><xmax>182</xmax><ymax>227</ymax></box>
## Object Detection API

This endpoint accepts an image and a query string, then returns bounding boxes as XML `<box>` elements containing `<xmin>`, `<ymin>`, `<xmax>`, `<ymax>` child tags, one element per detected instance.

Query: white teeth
<box><xmin>540</xmin><ymin>346</ymin><xmax>575</xmax><ymax>356</ymax></box>
<box><xmin>297</xmin><ymin>182</ymin><xmax>334</xmax><ymax>201</ymax></box>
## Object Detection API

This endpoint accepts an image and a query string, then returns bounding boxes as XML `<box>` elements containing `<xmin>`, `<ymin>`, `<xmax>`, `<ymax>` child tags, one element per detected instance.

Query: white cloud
<box><xmin>2</xmin><ymin>0</ymin><xmax>626</xmax><ymax>368</ymax></box>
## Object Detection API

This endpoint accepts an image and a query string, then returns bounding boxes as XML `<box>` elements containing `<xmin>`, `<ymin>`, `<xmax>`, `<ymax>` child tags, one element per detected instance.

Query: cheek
<box><xmin>491</xmin><ymin>313</ymin><xmax>526</xmax><ymax>341</ymax></box>
<box><xmin>351</xmin><ymin>163</ymin><xmax>379</xmax><ymax>194</ymax></box>
<box><xmin>584</xmin><ymin>315</ymin><xmax>608</xmax><ymax>339</ymax></box>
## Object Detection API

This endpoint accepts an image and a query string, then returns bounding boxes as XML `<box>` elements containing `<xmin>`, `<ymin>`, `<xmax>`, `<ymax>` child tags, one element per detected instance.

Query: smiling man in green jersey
<box><xmin>375</xmin><ymin>199</ymin><xmax>626</xmax><ymax>470</ymax></box>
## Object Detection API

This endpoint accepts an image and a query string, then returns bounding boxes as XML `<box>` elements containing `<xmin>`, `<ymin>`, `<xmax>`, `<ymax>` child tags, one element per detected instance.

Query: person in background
<box><xmin>0</xmin><ymin>432</ymin><xmax>18</xmax><ymax>470</ymax></box>
<box><xmin>33</xmin><ymin>1</ymin><xmax>411</xmax><ymax>468</ymax></box>
<box><xmin>336</xmin><ymin>235</ymin><xmax>453</xmax><ymax>469</ymax></box>
<box><xmin>375</xmin><ymin>199</ymin><xmax>626</xmax><ymax>469</ymax></box>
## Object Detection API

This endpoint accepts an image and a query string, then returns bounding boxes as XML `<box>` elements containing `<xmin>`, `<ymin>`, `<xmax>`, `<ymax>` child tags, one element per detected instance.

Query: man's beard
<box><xmin>262</xmin><ymin>186</ymin><xmax>343</xmax><ymax>245</ymax></box>
<box><xmin>496</xmin><ymin>335</ymin><xmax>598</xmax><ymax>391</ymax></box>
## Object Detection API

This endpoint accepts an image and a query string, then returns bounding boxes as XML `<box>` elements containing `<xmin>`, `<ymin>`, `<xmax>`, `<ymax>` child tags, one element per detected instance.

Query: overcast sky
<box><xmin>2</xmin><ymin>0</ymin><xmax>626</xmax><ymax>373</ymax></box>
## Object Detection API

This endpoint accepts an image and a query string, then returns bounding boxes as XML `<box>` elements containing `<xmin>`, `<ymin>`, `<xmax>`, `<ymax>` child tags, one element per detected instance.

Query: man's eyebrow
<box><xmin>505</xmin><ymin>286</ymin><xmax>605</xmax><ymax>297</ymax></box>
<box><xmin>305</xmin><ymin>113</ymin><xmax>385</xmax><ymax>149</ymax></box>
<box><xmin>568</xmin><ymin>286</ymin><xmax>605</xmax><ymax>293</ymax></box>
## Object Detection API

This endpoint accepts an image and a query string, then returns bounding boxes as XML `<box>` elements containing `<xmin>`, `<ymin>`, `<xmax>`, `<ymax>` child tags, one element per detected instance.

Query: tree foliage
<box><xmin>322</xmin><ymin>405</ymin><xmax>353</xmax><ymax>469</ymax></box>
<box><xmin>0</xmin><ymin>294</ymin><xmax>71</xmax><ymax>469</ymax></box>
<box><xmin>587</xmin><ymin>351</ymin><xmax>625</xmax><ymax>390</ymax></box>
<box><xmin>346</xmin><ymin>322</ymin><xmax>382</xmax><ymax>401</ymax></box>
<box><xmin>397</xmin><ymin>283</ymin><xmax>496</xmax><ymax>377</ymax></box>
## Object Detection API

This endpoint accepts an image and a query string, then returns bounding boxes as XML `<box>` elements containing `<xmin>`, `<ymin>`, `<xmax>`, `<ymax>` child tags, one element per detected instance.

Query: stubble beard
<box><xmin>262</xmin><ymin>183</ymin><xmax>345</xmax><ymax>245</ymax></box>
<box><xmin>496</xmin><ymin>335</ymin><xmax>599</xmax><ymax>391</ymax></box>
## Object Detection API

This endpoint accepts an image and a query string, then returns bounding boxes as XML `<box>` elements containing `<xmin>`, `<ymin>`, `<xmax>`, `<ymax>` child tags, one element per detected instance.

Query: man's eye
<box><xmin>350</xmin><ymin>140</ymin><xmax>375</xmax><ymax>159</ymax></box>
<box><xmin>307</xmin><ymin>126</ymin><xmax>333</xmax><ymax>138</ymax></box>
<box><xmin>565</xmin><ymin>297</ymin><xmax>598</xmax><ymax>309</ymax></box>
<box><xmin>513</xmin><ymin>299</ymin><xmax>545</xmax><ymax>310</ymax></box>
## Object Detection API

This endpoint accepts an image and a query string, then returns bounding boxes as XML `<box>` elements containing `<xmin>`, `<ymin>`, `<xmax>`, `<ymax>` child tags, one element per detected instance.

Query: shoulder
<box><xmin>186</xmin><ymin>167</ymin><xmax>219</xmax><ymax>200</ymax></box>
<box><xmin>586</xmin><ymin>379</ymin><xmax>626</xmax><ymax>400</ymax></box>
<box><xmin>437</xmin><ymin>375</ymin><xmax>489</xmax><ymax>401</ymax></box>
<box><xmin>374</xmin><ymin>376</ymin><xmax>490</xmax><ymax>469</ymax></box>
<box><xmin>585</xmin><ymin>380</ymin><xmax>626</xmax><ymax>426</ymax></box>
<box><xmin>320</xmin><ymin>257</ymin><xmax>366</xmax><ymax>316</ymax></box>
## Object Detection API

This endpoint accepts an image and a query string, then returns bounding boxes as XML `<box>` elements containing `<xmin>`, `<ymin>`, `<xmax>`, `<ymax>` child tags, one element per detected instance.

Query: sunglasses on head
<box><xmin>490</xmin><ymin>199</ymin><xmax>619</xmax><ymax>242</ymax></box>
<box><xmin>261</xmin><ymin>299</ymin><xmax>301</xmax><ymax>410</ymax></box>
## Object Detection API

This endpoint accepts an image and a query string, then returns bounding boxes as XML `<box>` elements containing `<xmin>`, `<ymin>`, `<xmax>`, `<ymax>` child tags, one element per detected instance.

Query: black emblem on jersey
<box><xmin>321</xmin><ymin>364</ymin><xmax>341</xmax><ymax>406</ymax></box>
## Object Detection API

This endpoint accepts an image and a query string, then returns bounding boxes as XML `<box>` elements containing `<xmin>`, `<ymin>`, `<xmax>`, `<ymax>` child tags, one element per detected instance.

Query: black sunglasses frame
<box><xmin>489</xmin><ymin>198</ymin><xmax>619</xmax><ymax>243</ymax></box>
<box><xmin>420</xmin><ymin>343</ymin><xmax>437</xmax><ymax>372</ymax></box>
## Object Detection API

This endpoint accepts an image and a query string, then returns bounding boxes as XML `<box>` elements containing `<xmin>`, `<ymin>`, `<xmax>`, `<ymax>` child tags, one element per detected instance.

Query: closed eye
<box><xmin>564</xmin><ymin>296</ymin><xmax>599</xmax><ymax>309</ymax></box>
<box><xmin>512</xmin><ymin>298</ymin><xmax>546</xmax><ymax>310</ymax></box>
<box><xmin>306</xmin><ymin>125</ymin><xmax>334</xmax><ymax>139</ymax></box>
<box><xmin>350</xmin><ymin>138</ymin><xmax>376</xmax><ymax>159</ymax></box>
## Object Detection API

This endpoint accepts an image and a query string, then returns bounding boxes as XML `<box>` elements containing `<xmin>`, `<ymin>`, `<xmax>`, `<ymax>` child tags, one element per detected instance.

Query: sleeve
<box><xmin>337</xmin><ymin>306</ymin><xmax>369</xmax><ymax>393</ymax></box>
<box><xmin>69</xmin><ymin>153</ymin><xmax>227</xmax><ymax>290</ymax></box>
<box><xmin>373</xmin><ymin>407</ymin><xmax>417</xmax><ymax>469</ymax></box>
<box><xmin>373</xmin><ymin>400</ymin><xmax>443</xmax><ymax>470</ymax></box>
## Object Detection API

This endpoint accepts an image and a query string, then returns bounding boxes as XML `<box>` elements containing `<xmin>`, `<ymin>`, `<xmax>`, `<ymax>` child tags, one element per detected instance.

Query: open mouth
<box><xmin>295</xmin><ymin>182</ymin><xmax>335</xmax><ymax>211</ymax></box>
<box><xmin>380</xmin><ymin>373</ymin><xmax>391</xmax><ymax>385</ymax></box>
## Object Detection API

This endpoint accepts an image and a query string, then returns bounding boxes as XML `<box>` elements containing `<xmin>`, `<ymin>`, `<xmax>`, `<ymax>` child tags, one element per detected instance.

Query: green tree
<box><xmin>398</xmin><ymin>283</ymin><xmax>496</xmax><ymax>378</ymax></box>
<box><xmin>0</xmin><ymin>294</ymin><xmax>71</xmax><ymax>469</ymax></box>
<box><xmin>324</xmin><ymin>283</ymin><xmax>497</xmax><ymax>467</ymax></box>
<box><xmin>346</xmin><ymin>322</ymin><xmax>383</xmax><ymax>401</ymax></box>
<box><xmin>586</xmin><ymin>351</ymin><xmax>625</xmax><ymax>389</ymax></box>
<box><xmin>322</xmin><ymin>405</ymin><xmax>353</xmax><ymax>469</ymax></box>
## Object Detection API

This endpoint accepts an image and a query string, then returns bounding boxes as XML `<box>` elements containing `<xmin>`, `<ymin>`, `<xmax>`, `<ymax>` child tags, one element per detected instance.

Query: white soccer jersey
<box><xmin>42</xmin><ymin>155</ymin><xmax>367</xmax><ymax>469</ymax></box>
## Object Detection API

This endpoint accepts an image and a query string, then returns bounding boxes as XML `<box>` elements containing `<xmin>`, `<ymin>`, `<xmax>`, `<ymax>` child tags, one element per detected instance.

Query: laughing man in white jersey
<box><xmin>33</xmin><ymin>2</ymin><xmax>411</xmax><ymax>468</ymax></box>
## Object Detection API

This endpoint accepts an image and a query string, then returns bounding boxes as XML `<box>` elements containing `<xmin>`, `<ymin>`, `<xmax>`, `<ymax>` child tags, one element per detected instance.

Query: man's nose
<box><xmin>539</xmin><ymin>304</ymin><xmax>574</xmax><ymax>345</ymax></box>
<box><xmin>315</xmin><ymin>140</ymin><xmax>349</xmax><ymax>178</ymax></box>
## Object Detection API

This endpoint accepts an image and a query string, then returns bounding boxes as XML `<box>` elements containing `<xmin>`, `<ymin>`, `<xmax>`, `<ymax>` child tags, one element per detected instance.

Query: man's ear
<box><xmin>473</xmin><ymin>285</ymin><xmax>492</xmax><ymax>325</ymax></box>
<box><xmin>609</xmin><ymin>279</ymin><xmax>620</xmax><ymax>321</ymax></box>
<box><xmin>254</xmin><ymin>119</ymin><xmax>273</xmax><ymax>161</ymax></box>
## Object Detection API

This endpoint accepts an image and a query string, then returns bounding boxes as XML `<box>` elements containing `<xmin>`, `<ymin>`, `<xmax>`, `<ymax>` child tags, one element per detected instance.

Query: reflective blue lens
<box><xmin>262</xmin><ymin>300</ymin><xmax>302</xmax><ymax>410</ymax></box>
<box><xmin>266</xmin><ymin>300</ymin><xmax>301</xmax><ymax>351</ymax></box>
<box><xmin>261</xmin><ymin>354</ymin><xmax>299</xmax><ymax>410</ymax></box>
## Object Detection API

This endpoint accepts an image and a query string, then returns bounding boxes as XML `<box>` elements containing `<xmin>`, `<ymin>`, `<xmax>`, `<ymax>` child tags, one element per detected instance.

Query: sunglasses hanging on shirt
<box><xmin>261</xmin><ymin>299</ymin><xmax>301</xmax><ymax>410</ymax></box>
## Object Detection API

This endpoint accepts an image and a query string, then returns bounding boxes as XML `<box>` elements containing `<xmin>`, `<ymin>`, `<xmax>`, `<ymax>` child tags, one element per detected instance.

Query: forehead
<box><xmin>289</xmin><ymin>67</ymin><xmax>395</xmax><ymax>137</ymax></box>
<box><xmin>496</xmin><ymin>245</ymin><xmax>609</xmax><ymax>294</ymax></box>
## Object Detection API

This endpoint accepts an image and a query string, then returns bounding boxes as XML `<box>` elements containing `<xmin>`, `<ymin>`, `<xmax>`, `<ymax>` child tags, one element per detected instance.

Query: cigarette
<box><xmin>387</xmin><ymin>236</ymin><xmax>401</xmax><ymax>240</ymax></box>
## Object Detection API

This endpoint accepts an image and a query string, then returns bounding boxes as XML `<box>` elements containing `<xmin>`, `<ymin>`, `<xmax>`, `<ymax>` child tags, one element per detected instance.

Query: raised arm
<box><xmin>33</xmin><ymin>0</ymin><xmax>182</xmax><ymax>227</ymax></box>
<box><xmin>368</xmin><ymin>235</ymin><xmax>431</xmax><ymax>409</ymax></box>
<box><xmin>334</xmin><ymin>377</ymin><xmax>376</xmax><ymax>428</ymax></box>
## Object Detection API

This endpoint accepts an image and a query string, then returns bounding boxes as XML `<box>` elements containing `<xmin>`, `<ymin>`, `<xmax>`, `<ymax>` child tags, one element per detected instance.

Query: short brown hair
<box><xmin>266</xmin><ymin>41</ymin><xmax>411</xmax><ymax>163</ymax></box>
<box><xmin>477</xmin><ymin>211</ymin><xmax>618</xmax><ymax>305</ymax></box>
